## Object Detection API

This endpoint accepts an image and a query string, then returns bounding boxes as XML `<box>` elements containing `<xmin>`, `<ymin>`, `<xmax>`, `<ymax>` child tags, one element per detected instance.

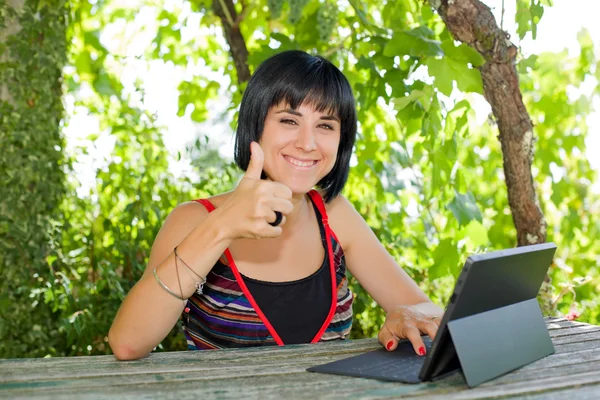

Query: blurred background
<box><xmin>1</xmin><ymin>0</ymin><xmax>598</xmax><ymax>358</ymax></box>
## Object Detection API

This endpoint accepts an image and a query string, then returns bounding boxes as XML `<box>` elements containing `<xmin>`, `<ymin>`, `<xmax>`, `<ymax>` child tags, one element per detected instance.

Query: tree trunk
<box><xmin>429</xmin><ymin>0</ymin><xmax>553</xmax><ymax>313</ymax></box>
<box><xmin>212</xmin><ymin>0</ymin><xmax>251</xmax><ymax>83</ymax></box>
<box><xmin>430</xmin><ymin>0</ymin><xmax>547</xmax><ymax>247</ymax></box>
<box><xmin>0</xmin><ymin>0</ymin><xmax>69</xmax><ymax>357</ymax></box>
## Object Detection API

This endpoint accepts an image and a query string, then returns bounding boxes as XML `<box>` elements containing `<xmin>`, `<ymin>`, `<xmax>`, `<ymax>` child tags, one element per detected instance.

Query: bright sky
<box><xmin>63</xmin><ymin>0</ymin><xmax>600</xmax><ymax>196</ymax></box>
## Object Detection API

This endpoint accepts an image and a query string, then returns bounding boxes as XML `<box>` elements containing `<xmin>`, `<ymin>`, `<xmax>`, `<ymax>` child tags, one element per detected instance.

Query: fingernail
<box><xmin>418</xmin><ymin>346</ymin><xmax>426</xmax><ymax>356</ymax></box>
<box><xmin>386</xmin><ymin>340</ymin><xmax>394</xmax><ymax>351</ymax></box>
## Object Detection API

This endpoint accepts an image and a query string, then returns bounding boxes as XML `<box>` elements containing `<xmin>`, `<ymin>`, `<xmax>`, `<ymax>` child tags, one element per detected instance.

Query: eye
<box><xmin>319</xmin><ymin>123</ymin><xmax>334</xmax><ymax>130</ymax></box>
<box><xmin>280</xmin><ymin>118</ymin><xmax>298</xmax><ymax>125</ymax></box>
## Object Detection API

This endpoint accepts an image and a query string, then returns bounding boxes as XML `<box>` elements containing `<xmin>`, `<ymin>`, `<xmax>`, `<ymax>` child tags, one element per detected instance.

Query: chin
<box><xmin>277</xmin><ymin>178</ymin><xmax>318</xmax><ymax>196</ymax></box>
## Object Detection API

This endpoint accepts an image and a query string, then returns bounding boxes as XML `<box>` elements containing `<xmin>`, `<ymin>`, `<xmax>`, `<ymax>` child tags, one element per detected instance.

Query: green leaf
<box><xmin>383</xmin><ymin>28</ymin><xmax>443</xmax><ymax>58</ymax></box>
<box><xmin>516</xmin><ymin>0</ymin><xmax>546</xmax><ymax>40</ymax></box>
<box><xmin>530</xmin><ymin>2</ymin><xmax>544</xmax><ymax>39</ymax></box>
<box><xmin>516</xmin><ymin>0</ymin><xmax>531</xmax><ymax>40</ymax></box>
<box><xmin>393</xmin><ymin>90</ymin><xmax>426</xmax><ymax>111</ymax></box>
<box><xmin>430</xmin><ymin>238</ymin><xmax>459</xmax><ymax>280</ymax></box>
<box><xmin>441</xmin><ymin>41</ymin><xmax>485</xmax><ymax>67</ymax></box>
<box><xmin>463</xmin><ymin>220</ymin><xmax>489</xmax><ymax>247</ymax></box>
<box><xmin>425</xmin><ymin>58</ymin><xmax>452</xmax><ymax>95</ymax></box>
<box><xmin>426</xmin><ymin>57</ymin><xmax>482</xmax><ymax>95</ymax></box>
<box><xmin>447</xmin><ymin>191</ymin><xmax>483</xmax><ymax>226</ymax></box>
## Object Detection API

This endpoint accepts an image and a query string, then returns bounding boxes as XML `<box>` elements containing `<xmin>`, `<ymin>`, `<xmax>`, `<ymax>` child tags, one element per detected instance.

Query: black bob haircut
<box><xmin>234</xmin><ymin>50</ymin><xmax>357</xmax><ymax>203</ymax></box>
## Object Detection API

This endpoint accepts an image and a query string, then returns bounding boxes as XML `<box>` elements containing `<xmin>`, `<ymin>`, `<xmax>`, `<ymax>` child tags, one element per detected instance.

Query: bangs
<box><xmin>266</xmin><ymin>59</ymin><xmax>354</xmax><ymax>121</ymax></box>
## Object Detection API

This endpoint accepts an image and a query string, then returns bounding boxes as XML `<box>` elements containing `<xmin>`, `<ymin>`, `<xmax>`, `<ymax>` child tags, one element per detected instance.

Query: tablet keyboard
<box><xmin>307</xmin><ymin>337</ymin><xmax>433</xmax><ymax>383</ymax></box>
<box><xmin>343</xmin><ymin>350</ymin><xmax>426</xmax><ymax>379</ymax></box>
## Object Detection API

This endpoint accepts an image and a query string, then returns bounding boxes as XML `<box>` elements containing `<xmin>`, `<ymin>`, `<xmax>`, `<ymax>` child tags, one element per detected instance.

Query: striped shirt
<box><xmin>181</xmin><ymin>190</ymin><xmax>354</xmax><ymax>349</ymax></box>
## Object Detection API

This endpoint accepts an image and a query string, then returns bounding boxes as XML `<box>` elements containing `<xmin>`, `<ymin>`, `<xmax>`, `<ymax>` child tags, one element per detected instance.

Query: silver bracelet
<box><xmin>153</xmin><ymin>268</ymin><xmax>186</xmax><ymax>301</ymax></box>
<box><xmin>174</xmin><ymin>247</ymin><xmax>206</xmax><ymax>295</ymax></box>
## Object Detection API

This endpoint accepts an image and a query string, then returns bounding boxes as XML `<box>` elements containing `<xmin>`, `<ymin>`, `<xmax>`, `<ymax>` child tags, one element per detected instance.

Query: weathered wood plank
<box><xmin>554</xmin><ymin>338</ymin><xmax>600</xmax><ymax>354</ymax></box>
<box><xmin>4</xmin><ymin>355</ymin><xmax>599</xmax><ymax>398</ymax></box>
<box><xmin>4</xmin><ymin>366</ymin><xmax>600</xmax><ymax>400</ymax></box>
<box><xmin>0</xmin><ymin>341</ymin><xmax>383</xmax><ymax>382</ymax></box>
<box><xmin>3</xmin><ymin>336</ymin><xmax>598</xmax><ymax>386</ymax></box>
<box><xmin>551</xmin><ymin>331</ymin><xmax>600</xmax><ymax>346</ymax></box>
<box><xmin>3</xmin><ymin>346</ymin><xmax>600</xmax><ymax>399</ymax></box>
<box><xmin>548</xmin><ymin>325</ymin><xmax>600</xmax><ymax>338</ymax></box>
<box><xmin>408</xmin><ymin>372</ymin><xmax>600</xmax><ymax>400</ymax></box>
<box><xmin>1</xmin><ymin>319</ymin><xmax>599</xmax><ymax>399</ymax></box>
<box><xmin>516</xmin><ymin>385</ymin><xmax>600</xmax><ymax>400</ymax></box>
<box><xmin>544</xmin><ymin>318</ymin><xmax>588</xmax><ymax>329</ymax></box>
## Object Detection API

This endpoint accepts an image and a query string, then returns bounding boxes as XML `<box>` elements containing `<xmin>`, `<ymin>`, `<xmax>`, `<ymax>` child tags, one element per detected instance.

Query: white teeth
<box><xmin>285</xmin><ymin>156</ymin><xmax>316</xmax><ymax>167</ymax></box>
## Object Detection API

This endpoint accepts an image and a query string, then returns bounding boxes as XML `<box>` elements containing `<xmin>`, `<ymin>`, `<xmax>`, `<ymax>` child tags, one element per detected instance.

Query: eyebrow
<box><xmin>276</xmin><ymin>108</ymin><xmax>340</xmax><ymax>122</ymax></box>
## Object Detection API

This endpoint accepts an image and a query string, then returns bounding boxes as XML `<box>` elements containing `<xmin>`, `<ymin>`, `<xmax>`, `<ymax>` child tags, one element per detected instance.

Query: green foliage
<box><xmin>267</xmin><ymin>0</ymin><xmax>284</xmax><ymax>20</ymax></box>
<box><xmin>0</xmin><ymin>0</ymin><xmax>70</xmax><ymax>358</ymax></box>
<box><xmin>516</xmin><ymin>0</ymin><xmax>553</xmax><ymax>40</ymax></box>
<box><xmin>3</xmin><ymin>0</ymin><xmax>599</xmax><ymax>359</ymax></box>
<box><xmin>315</xmin><ymin>1</ymin><xmax>337</xmax><ymax>42</ymax></box>
<box><xmin>518</xmin><ymin>38</ymin><xmax>600</xmax><ymax>324</ymax></box>
<box><xmin>288</xmin><ymin>0</ymin><xmax>310</xmax><ymax>25</ymax></box>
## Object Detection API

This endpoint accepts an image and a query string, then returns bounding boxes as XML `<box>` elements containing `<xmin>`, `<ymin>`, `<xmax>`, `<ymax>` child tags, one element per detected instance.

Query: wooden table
<box><xmin>2</xmin><ymin>317</ymin><xmax>600</xmax><ymax>399</ymax></box>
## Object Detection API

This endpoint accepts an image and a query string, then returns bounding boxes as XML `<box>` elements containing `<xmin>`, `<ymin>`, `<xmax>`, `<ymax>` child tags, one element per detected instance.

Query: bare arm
<box><xmin>328</xmin><ymin>195</ymin><xmax>439</xmax><ymax>313</ymax></box>
<box><xmin>107</xmin><ymin>202</ymin><xmax>232</xmax><ymax>360</ymax></box>
<box><xmin>328</xmin><ymin>195</ymin><xmax>443</xmax><ymax>354</ymax></box>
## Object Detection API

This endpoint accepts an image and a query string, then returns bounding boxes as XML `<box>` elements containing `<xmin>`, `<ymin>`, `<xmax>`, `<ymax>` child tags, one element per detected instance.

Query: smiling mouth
<box><xmin>283</xmin><ymin>155</ymin><xmax>318</xmax><ymax>168</ymax></box>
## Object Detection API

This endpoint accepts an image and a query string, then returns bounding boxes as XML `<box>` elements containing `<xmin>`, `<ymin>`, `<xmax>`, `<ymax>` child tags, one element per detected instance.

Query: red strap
<box><xmin>193</xmin><ymin>197</ymin><xmax>285</xmax><ymax>345</ymax></box>
<box><xmin>307</xmin><ymin>190</ymin><xmax>329</xmax><ymax>226</ymax></box>
<box><xmin>305</xmin><ymin>190</ymin><xmax>338</xmax><ymax>343</ymax></box>
<box><xmin>225</xmin><ymin>252</ymin><xmax>286</xmax><ymax>346</ymax></box>
<box><xmin>194</xmin><ymin>199</ymin><xmax>216</xmax><ymax>213</ymax></box>
<box><xmin>307</xmin><ymin>190</ymin><xmax>342</xmax><ymax>244</ymax></box>
<box><xmin>194</xmin><ymin>192</ymin><xmax>338</xmax><ymax>345</ymax></box>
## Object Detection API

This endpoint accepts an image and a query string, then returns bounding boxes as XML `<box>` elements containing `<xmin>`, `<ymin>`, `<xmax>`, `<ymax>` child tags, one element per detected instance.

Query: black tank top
<box><xmin>243</xmin><ymin>198</ymin><xmax>332</xmax><ymax>344</ymax></box>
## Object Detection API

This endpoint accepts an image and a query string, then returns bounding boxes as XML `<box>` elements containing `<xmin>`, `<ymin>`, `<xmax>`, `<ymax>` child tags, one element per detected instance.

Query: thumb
<box><xmin>378</xmin><ymin>326</ymin><xmax>398</xmax><ymax>352</ymax></box>
<box><xmin>245</xmin><ymin>141</ymin><xmax>264</xmax><ymax>180</ymax></box>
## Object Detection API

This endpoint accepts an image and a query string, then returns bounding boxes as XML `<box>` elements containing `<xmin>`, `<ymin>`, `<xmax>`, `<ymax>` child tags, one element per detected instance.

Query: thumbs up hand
<box><xmin>244</xmin><ymin>141</ymin><xmax>266</xmax><ymax>180</ymax></box>
<box><xmin>217</xmin><ymin>142</ymin><xmax>293</xmax><ymax>239</ymax></box>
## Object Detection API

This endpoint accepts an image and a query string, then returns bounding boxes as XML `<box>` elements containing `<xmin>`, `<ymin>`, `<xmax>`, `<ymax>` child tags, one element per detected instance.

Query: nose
<box><xmin>295</xmin><ymin>125</ymin><xmax>317</xmax><ymax>152</ymax></box>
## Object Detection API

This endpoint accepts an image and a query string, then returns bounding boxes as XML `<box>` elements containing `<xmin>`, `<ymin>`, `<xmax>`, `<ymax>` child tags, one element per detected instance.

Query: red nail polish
<box><xmin>418</xmin><ymin>346</ymin><xmax>426</xmax><ymax>356</ymax></box>
<box><xmin>184</xmin><ymin>307</ymin><xmax>190</xmax><ymax>313</ymax></box>
<box><xmin>386</xmin><ymin>340</ymin><xmax>394</xmax><ymax>351</ymax></box>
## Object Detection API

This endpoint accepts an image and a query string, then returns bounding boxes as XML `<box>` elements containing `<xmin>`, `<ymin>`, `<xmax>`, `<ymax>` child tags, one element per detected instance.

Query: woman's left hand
<box><xmin>378</xmin><ymin>305</ymin><xmax>442</xmax><ymax>356</ymax></box>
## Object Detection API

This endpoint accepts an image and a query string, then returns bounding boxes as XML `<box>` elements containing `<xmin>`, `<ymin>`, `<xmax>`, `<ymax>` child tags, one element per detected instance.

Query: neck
<box><xmin>282</xmin><ymin>192</ymin><xmax>310</xmax><ymax>233</ymax></box>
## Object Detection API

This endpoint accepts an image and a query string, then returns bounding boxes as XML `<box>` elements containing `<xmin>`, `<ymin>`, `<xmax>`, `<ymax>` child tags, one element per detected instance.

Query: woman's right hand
<box><xmin>217</xmin><ymin>141</ymin><xmax>294</xmax><ymax>239</ymax></box>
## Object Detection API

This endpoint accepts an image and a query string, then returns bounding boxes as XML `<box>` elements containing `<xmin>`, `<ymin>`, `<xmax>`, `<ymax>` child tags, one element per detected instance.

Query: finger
<box><xmin>418</xmin><ymin>319</ymin><xmax>439</xmax><ymax>341</ymax></box>
<box><xmin>402</xmin><ymin>325</ymin><xmax>427</xmax><ymax>356</ymax></box>
<box><xmin>268</xmin><ymin>198</ymin><xmax>294</xmax><ymax>215</ymax></box>
<box><xmin>267</xmin><ymin>212</ymin><xmax>286</xmax><ymax>226</ymax></box>
<box><xmin>245</xmin><ymin>141</ymin><xmax>264</xmax><ymax>180</ymax></box>
<box><xmin>378</xmin><ymin>324</ymin><xmax>398</xmax><ymax>352</ymax></box>
<box><xmin>262</xmin><ymin>181</ymin><xmax>293</xmax><ymax>200</ymax></box>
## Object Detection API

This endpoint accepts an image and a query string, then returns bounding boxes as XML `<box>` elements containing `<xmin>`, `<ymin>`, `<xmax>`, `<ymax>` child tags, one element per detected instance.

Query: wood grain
<box><xmin>1</xmin><ymin>318</ymin><xmax>598</xmax><ymax>399</ymax></box>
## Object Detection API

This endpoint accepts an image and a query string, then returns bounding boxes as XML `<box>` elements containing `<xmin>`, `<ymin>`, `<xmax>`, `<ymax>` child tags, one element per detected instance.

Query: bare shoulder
<box><xmin>142</xmin><ymin>196</ymin><xmax>226</xmax><ymax>276</ymax></box>
<box><xmin>165</xmin><ymin>201</ymin><xmax>210</xmax><ymax>226</ymax></box>
<box><xmin>323</xmin><ymin>193</ymin><xmax>362</xmax><ymax>250</ymax></box>
<box><xmin>166</xmin><ymin>191</ymin><xmax>232</xmax><ymax>224</ymax></box>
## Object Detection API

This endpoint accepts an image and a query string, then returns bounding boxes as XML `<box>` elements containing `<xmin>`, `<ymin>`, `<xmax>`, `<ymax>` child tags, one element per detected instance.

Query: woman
<box><xmin>108</xmin><ymin>50</ymin><xmax>443</xmax><ymax>360</ymax></box>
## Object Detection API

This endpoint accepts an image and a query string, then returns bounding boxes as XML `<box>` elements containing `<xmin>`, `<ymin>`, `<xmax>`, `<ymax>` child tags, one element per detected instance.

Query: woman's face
<box><xmin>259</xmin><ymin>102</ymin><xmax>341</xmax><ymax>196</ymax></box>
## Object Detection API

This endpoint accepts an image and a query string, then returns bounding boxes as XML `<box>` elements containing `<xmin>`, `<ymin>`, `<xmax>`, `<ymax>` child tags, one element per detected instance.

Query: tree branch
<box><xmin>212</xmin><ymin>0</ymin><xmax>251</xmax><ymax>83</ymax></box>
<box><xmin>234</xmin><ymin>0</ymin><xmax>251</xmax><ymax>27</ymax></box>
<box><xmin>501</xmin><ymin>0</ymin><xmax>505</xmax><ymax>31</ymax></box>
<box><xmin>216</xmin><ymin>0</ymin><xmax>235</xmax><ymax>27</ymax></box>
<box><xmin>429</xmin><ymin>0</ymin><xmax>546</xmax><ymax>248</ymax></box>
